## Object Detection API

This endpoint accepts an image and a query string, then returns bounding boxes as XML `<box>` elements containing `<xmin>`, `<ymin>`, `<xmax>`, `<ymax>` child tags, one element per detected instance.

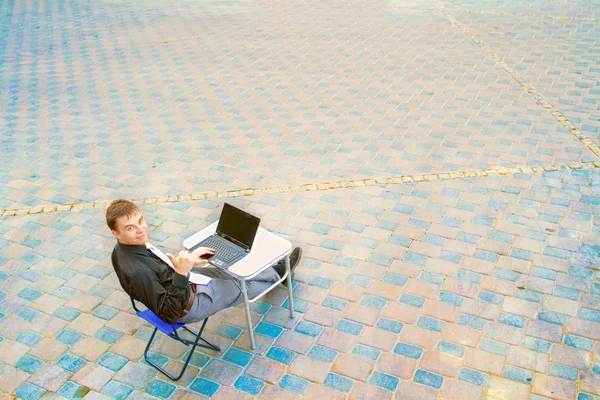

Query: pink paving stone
<box><xmin>332</xmin><ymin>353</ymin><xmax>374</xmax><ymax>382</ymax></box>
<box><xmin>464</xmin><ymin>348</ymin><xmax>505</xmax><ymax>375</ymax></box>
<box><xmin>550</xmin><ymin>345</ymin><xmax>592</xmax><ymax>370</ymax></box>
<box><xmin>480</xmin><ymin>276</ymin><xmax>515</xmax><ymax>296</ymax></box>
<box><xmin>566</xmin><ymin>317</ymin><xmax>600</xmax><ymax>340</ymax></box>
<box><xmin>462</xmin><ymin>298</ymin><xmax>501</xmax><ymax>320</ymax></box>
<box><xmin>497</xmin><ymin>256</ymin><xmax>531</xmax><ymax>274</ymax></box>
<box><xmin>525</xmin><ymin>319</ymin><xmax>564</xmax><ymax>343</ymax></box>
<box><xmin>305</xmin><ymin>383</ymin><xmax>347</xmax><ymax>400</ymax></box>
<box><xmin>487</xmin><ymin>376</ymin><xmax>531</xmax><ymax>400</ymax></box>
<box><xmin>395</xmin><ymin>381</ymin><xmax>438</xmax><ymax>400</ymax></box>
<box><xmin>350</xmin><ymin>382</ymin><xmax>393</xmax><ymax>400</ymax></box>
<box><xmin>398</xmin><ymin>325</ymin><xmax>440</xmax><ymax>348</ymax></box>
<box><xmin>532</xmin><ymin>374</ymin><xmax>576</xmax><ymax>400</ymax></box>
<box><xmin>483</xmin><ymin>322</ymin><xmax>523</xmax><ymax>345</ymax></box>
<box><xmin>343</xmin><ymin>303</ymin><xmax>381</xmax><ymax>326</ymax></box>
<box><xmin>516</xmin><ymin>275</ymin><xmax>554</xmax><ymax>295</ymax></box>
<box><xmin>275</xmin><ymin>330</ymin><xmax>315</xmax><ymax>354</ymax></box>
<box><xmin>381</xmin><ymin>301</ymin><xmax>420</xmax><ymax>324</ymax></box>
<box><xmin>389</xmin><ymin>261</ymin><xmax>422</xmax><ymax>278</ymax></box>
<box><xmin>71</xmin><ymin>363</ymin><xmax>115</xmax><ymax>392</ymax></box>
<box><xmin>441</xmin><ymin>323</ymin><xmax>481</xmax><ymax>348</ymax></box>
<box><xmin>0</xmin><ymin>339</ymin><xmax>29</xmax><ymax>365</ymax></box>
<box><xmin>289</xmin><ymin>355</ymin><xmax>331</xmax><ymax>383</ymax></box>
<box><xmin>580</xmin><ymin>373</ymin><xmax>600</xmax><ymax>395</ymax></box>
<box><xmin>213</xmin><ymin>387</ymin><xmax>253</xmax><ymax>400</ymax></box>
<box><xmin>582</xmin><ymin>294</ymin><xmax>600</xmax><ymax>311</ymax></box>
<box><xmin>365</xmin><ymin>281</ymin><xmax>403</xmax><ymax>301</ymax></box>
<box><xmin>556</xmin><ymin>273</ymin><xmax>591</xmax><ymax>292</ymax></box>
<box><xmin>424</xmin><ymin>258</ymin><xmax>460</xmax><ymax>277</ymax></box>
<box><xmin>358</xmin><ymin>326</ymin><xmax>397</xmax><ymax>351</ymax></box>
<box><xmin>245</xmin><ymin>356</ymin><xmax>287</xmax><ymax>384</ymax></box>
<box><xmin>329</xmin><ymin>282</ymin><xmax>365</xmax><ymax>303</ymax></box>
<box><xmin>405</xmin><ymin>279</ymin><xmax>440</xmax><ymax>300</ymax></box>
<box><xmin>419</xmin><ymin>350</ymin><xmax>461</xmax><ymax>378</ymax></box>
<box><xmin>502</xmin><ymin>297</ymin><xmax>539</xmax><ymax>318</ymax></box>
<box><xmin>293</xmin><ymin>283</ymin><xmax>329</xmax><ymax>304</ymax></box>
<box><xmin>441</xmin><ymin>277</ymin><xmax>478</xmax><ymax>298</ymax></box>
<box><xmin>440</xmin><ymin>379</ymin><xmax>484</xmax><ymax>400</ymax></box>
<box><xmin>0</xmin><ymin>365</ymin><xmax>29</xmax><ymax>393</ymax></box>
<box><xmin>506</xmin><ymin>347</ymin><xmax>548</xmax><ymax>373</ymax></box>
<box><xmin>28</xmin><ymin>364</ymin><xmax>72</xmax><ymax>392</ymax></box>
<box><xmin>258</xmin><ymin>385</ymin><xmax>301</xmax><ymax>400</ymax></box>
<box><xmin>304</xmin><ymin>304</ymin><xmax>343</xmax><ymax>327</ymax></box>
<box><xmin>317</xmin><ymin>328</ymin><xmax>358</xmax><ymax>353</ymax></box>
<box><xmin>376</xmin><ymin>353</ymin><xmax>417</xmax><ymax>379</ymax></box>
<box><xmin>28</xmin><ymin>338</ymin><xmax>69</xmax><ymax>362</ymax></box>
<box><xmin>422</xmin><ymin>299</ymin><xmax>459</xmax><ymax>322</ymax></box>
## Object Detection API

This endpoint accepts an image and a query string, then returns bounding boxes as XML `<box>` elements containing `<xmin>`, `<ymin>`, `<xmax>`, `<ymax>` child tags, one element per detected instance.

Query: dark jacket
<box><xmin>111</xmin><ymin>243</ymin><xmax>190</xmax><ymax>324</ymax></box>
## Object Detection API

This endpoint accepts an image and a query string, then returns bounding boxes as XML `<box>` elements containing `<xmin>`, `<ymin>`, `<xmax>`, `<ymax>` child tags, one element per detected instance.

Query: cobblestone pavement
<box><xmin>1</xmin><ymin>0</ymin><xmax>599</xmax><ymax>399</ymax></box>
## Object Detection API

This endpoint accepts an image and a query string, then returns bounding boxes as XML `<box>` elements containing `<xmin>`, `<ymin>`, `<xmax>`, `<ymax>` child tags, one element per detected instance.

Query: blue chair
<box><xmin>130</xmin><ymin>297</ymin><xmax>220</xmax><ymax>381</ymax></box>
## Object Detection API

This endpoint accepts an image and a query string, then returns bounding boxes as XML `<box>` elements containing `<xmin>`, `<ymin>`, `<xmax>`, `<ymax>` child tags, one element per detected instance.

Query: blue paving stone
<box><xmin>21</xmin><ymin>269</ymin><xmax>43</xmax><ymax>282</ymax></box>
<box><xmin>403</xmin><ymin>252</ymin><xmax>428</xmax><ymax>265</ymax></box>
<box><xmin>321</xmin><ymin>239</ymin><xmax>344</xmax><ymax>251</ymax></box>
<box><xmin>458</xmin><ymin>314</ymin><xmax>486</xmax><ymax>330</ymax></box>
<box><xmin>422</xmin><ymin>234</ymin><xmax>445</xmax><ymax>246</ymax></box>
<box><xmin>323</xmin><ymin>296</ymin><xmax>349</xmax><ymax>311</ymax></box>
<box><xmin>352</xmin><ymin>344</ymin><xmax>380</xmax><ymax>361</ymax></box>
<box><xmin>337</xmin><ymin>319</ymin><xmax>364</xmax><ymax>336</ymax></box>
<box><xmin>189</xmin><ymin>377</ymin><xmax>220</xmax><ymax>397</ymax></box>
<box><xmin>308</xmin><ymin>345</ymin><xmax>338</xmax><ymax>363</ymax></box>
<box><xmin>389</xmin><ymin>235</ymin><xmax>412</xmax><ymax>247</ymax></box>
<box><xmin>382</xmin><ymin>272</ymin><xmax>408</xmax><ymax>287</ymax></box>
<box><xmin>361</xmin><ymin>294</ymin><xmax>387</xmax><ymax>310</ymax></box>
<box><xmin>539</xmin><ymin>310</ymin><xmax>568</xmax><ymax>326</ymax></box>
<box><xmin>91</xmin><ymin>305</ymin><xmax>119</xmax><ymax>320</ymax></box>
<box><xmin>394</xmin><ymin>342</ymin><xmax>423</xmax><ymax>359</ymax></box>
<box><xmin>569</xmin><ymin>265</ymin><xmax>594</xmax><ymax>279</ymax></box>
<box><xmin>548</xmin><ymin>363</ymin><xmax>579</xmax><ymax>381</ymax></box>
<box><xmin>417</xmin><ymin>316</ymin><xmax>445</xmax><ymax>332</ymax></box>
<box><xmin>376</xmin><ymin>220</ymin><xmax>398</xmax><ymax>231</ymax></box>
<box><xmin>250</xmin><ymin>301</ymin><xmax>272</xmax><ymax>315</ymax></box>
<box><xmin>222</xmin><ymin>347</ymin><xmax>253</xmax><ymax>367</ymax></box>
<box><xmin>255</xmin><ymin>322</ymin><xmax>284</xmax><ymax>338</ymax></box>
<box><xmin>57</xmin><ymin>354</ymin><xmax>86</xmax><ymax>373</ymax></box>
<box><xmin>18</xmin><ymin>287</ymin><xmax>42</xmax><ymax>301</ymax></box>
<box><xmin>456</xmin><ymin>232</ymin><xmax>480</xmax><ymax>244</ymax></box>
<box><xmin>414</xmin><ymin>369</ymin><xmax>443</xmax><ymax>389</ymax></box>
<box><xmin>95</xmin><ymin>327</ymin><xmax>124</xmax><ymax>344</ymax></box>
<box><xmin>234</xmin><ymin>375</ymin><xmax>265</xmax><ymax>396</ymax></box>
<box><xmin>16</xmin><ymin>330</ymin><xmax>43</xmax><ymax>347</ymax></box>
<box><xmin>400</xmin><ymin>294</ymin><xmax>426</xmax><ymax>308</ymax></box>
<box><xmin>282</xmin><ymin>297</ymin><xmax>310</xmax><ymax>313</ymax></box>
<box><xmin>579</xmin><ymin>308</ymin><xmax>600</xmax><ymax>323</ymax></box>
<box><xmin>217</xmin><ymin>324</ymin><xmax>243</xmax><ymax>340</ymax></box>
<box><xmin>333</xmin><ymin>256</ymin><xmax>357</xmax><ymax>268</ymax></box>
<box><xmin>57</xmin><ymin>381</ymin><xmax>91</xmax><ymax>399</ymax></box>
<box><xmin>324</xmin><ymin>373</ymin><xmax>354</xmax><ymax>393</ymax></box>
<box><xmin>457</xmin><ymin>270</ymin><xmax>482</xmax><ymax>284</ymax></box>
<box><xmin>480</xmin><ymin>339</ymin><xmax>510</xmax><ymax>356</ymax></box>
<box><xmin>503</xmin><ymin>365</ymin><xmax>534</xmax><ymax>384</ymax></box>
<box><xmin>141</xmin><ymin>352</ymin><xmax>169</xmax><ymax>368</ymax></box>
<box><xmin>53</xmin><ymin>268</ymin><xmax>78</xmax><ymax>281</ymax></box>
<box><xmin>343</xmin><ymin>222</ymin><xmax>365</xmax><ymax>233</ymax></box>
<box><xmin>356</xmin><ymin>237</ymin><xmax>379</xmax><ymax>249</ymax></box>
<box><xmin>294</xmin><ymin>321</ymin><xmax>323</xmax><ymax>337</ymax></box>
<box><xmin>21</xmin><ymin>253</ymin><xmax>42</xmax><ymax>264</ymax></box>
<box><xmin>54</xmin><ymin>306</ymin><xmax>81</xmax><ymax>322</ymax></box>
<box><xmin>310</xmin><ymin>223</ymin><xmax>331</xmax><ymax>235</ymax></box>
<box><xmin>98</xmin><ymin>353</ymin><xmax>129</xmax><ymax>372</ymax></box>
<box><xmin>473</xmin><ymin>250</ymin><xmax>499</xmax><ymax>262</ymax></box>
<box><xmin>14</xmin><ymin>382</ymin><xmax>46</xmax><ymax>400</ymax></box>
<box><xmin>437</xmin><ymin>341</ymin><xmax>465</xmax><ymax>357</ymax></box>
<box><xmin>459</xmin><ymin>368</ymin><xmax>489</xmax><ymax>386</ymax></box>
<box><xmin>516</xmin><ymin>289</ymin><xmax>542</xmax><ymax>303</ymax></box>
<box><xmin>522</xmin><ymin>336</ymin><xmax>552</xmax><ymax>353</ymax></box>
<box><xmin>266</xmin><ymin>346</ymin><xmax>295</xmax><ymax>365</ymax></box>
<box><xmin>499</xmin><ymin>312</ymin><xmax>527</xmax><ymax>328</ymax></box>
<box><xmin>16</xmin><ymin>355</ymin><xmax>45</xmax><ymax>374</ymax></box>
<box><xmin>578</xmin><ymin>393</ymin><xmax>600</xmax><ymax>400</ymax></box>
<box><xmin>376</xmin><ymin>318</ymin><xmax>404</xmax><ymax>334</ymax></box>
<box><xmin>478</xmin><ymin>290</ymin><xmax>504</xmax><ymax>305</ymax></box>
<box><xmin>530</xmin><ymin>267</ymin><xmax>557</xmax><ymax>281</ymax></box>
<box><xmin>564</xmin><ymin>334</ymin><xmax>594</xmax><ymax>351</ymax></box>
<box><xmin>279</xmin><ymin>374</ymin><xmax>310</xmax><ymax>394</ymax></box>
<box><xmin>439</xmin><ymin>291</ymin><xmax>465</xmax><ymax>307</ymax></box>
<box><xmin>346</xmin><ymin>274</ymin><xmax>371</xmax><ymax>288</ymax></box>
<box><xmin>146</xmin><ymin>380</ymin><xmax>176</xmax><ymax>399</ymax></box>
<box><xmin>439</xmin><ymin>251</ymin><xmax>463</xmax><ymax>264</ymax></box>
<box><xmin>56</xmin><ymin>329</ymin><xmax>83</xmax><ymax>345</ymax></box>
<box><xmin>309</xmin><ymin>276</ymin><xmax>334</xmax><ymax>289</ymax></box>
<box><xmin>420</xmin><ymin>271</ymin><xmax>445</xmax><ymax>285</ymax></box>
<box><xmin>593</xmin><ymin>362</ymin><xmax>600</xmax><ymax>375</ymax></box>
<box><xmin>370</xmin><ymin>371</ymin><xmax>399</xmax><ymax>391</ymax></box>
<box><xmin>186</xmin><ymin>352</ymin><xmax>211</xmax><ymax>369</ymax></box>
<box><xmin>494</xmin><ymin>268</ymin><xmax>520</xmax><ymax>282</ymax></box>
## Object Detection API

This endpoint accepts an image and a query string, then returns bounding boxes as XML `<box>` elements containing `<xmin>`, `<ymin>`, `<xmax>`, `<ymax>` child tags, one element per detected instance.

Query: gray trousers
<box><xmin>177</xmin><ymin>266</ymin><xmax>280</xmax><ymax>324</ymax></box>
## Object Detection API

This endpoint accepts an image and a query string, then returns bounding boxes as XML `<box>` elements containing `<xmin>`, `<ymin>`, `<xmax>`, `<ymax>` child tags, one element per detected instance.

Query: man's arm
<box><xmin>131</xmin><ymin>268</ymin><xmax>189</xmax><ymax>324</ymax></box>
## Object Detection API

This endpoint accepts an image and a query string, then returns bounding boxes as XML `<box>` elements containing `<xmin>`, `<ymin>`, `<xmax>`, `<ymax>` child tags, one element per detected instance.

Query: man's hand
<box><xmin>166</xmin><ymin>250</ymin><xmax>207</xmax><ymax>276</ymax></box>
<box><xmin>191</xmin><ymin>247</ymin><xmax>215</xmax><ymax>260</ymax></box>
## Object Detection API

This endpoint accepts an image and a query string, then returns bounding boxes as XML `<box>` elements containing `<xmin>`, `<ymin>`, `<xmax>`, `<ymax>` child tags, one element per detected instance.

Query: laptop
<box><xmin>189</xmin><ymin>203</ymin><xmax>261</xmax><ymax>269</ymax></box>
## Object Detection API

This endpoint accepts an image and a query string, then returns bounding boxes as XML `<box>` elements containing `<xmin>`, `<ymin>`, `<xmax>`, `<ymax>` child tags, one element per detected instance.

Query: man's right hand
<box><xmin>166</xmin><ymin>250</ymin><xmax>205</xmax><ymax>276</ymax></box>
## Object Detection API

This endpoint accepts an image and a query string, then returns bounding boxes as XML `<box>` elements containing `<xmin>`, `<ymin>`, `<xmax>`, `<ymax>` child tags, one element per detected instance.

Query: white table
<box><xmin>183</xmin><ymin>221</ymin><xmax>294</xmax><ymax>350</ymax></box>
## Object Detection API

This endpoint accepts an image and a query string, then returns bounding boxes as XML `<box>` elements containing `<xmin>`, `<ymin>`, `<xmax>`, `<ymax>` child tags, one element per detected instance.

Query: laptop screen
<box><xmin>216</xmin><ymin>203</ymin><xmax>261</xmax><ymax>250</ymax></box>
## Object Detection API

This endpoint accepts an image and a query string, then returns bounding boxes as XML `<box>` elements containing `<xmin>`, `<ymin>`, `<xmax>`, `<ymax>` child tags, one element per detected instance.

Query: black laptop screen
<box><xmin>216</xmin><ymin>203</ymin><xmax>261</xmax><ymax>249</ymax></box>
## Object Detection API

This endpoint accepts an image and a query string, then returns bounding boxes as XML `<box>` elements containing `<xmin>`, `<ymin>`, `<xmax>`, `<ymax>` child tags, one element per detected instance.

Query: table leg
<box><xmin>239</xmin><ymin>279</ymin><xmax>256</xmax><ymax>350</ymax></box>
<box><xmin>285</xmin><ymin>256</ymin><xmax>295</xmax><ymax>318</ymax></box>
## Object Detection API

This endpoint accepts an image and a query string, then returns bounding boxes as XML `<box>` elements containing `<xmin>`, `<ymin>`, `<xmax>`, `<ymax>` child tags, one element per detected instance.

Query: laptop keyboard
<box><xmin>197</xmin><ymin>236</ymin><xmax>241</xmax><ymax>262</ymax></box>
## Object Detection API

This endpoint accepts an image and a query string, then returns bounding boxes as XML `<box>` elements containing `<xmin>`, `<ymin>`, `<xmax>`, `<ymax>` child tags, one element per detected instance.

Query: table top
<box><xmin>182</xmin><ymin>221</ymin><xmax>293</xmax><ymax>279</ymax></box>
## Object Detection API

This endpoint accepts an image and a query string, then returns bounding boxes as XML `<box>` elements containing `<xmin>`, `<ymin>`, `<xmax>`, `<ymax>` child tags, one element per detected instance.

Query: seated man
<box><xmin>107</xmin><ymin>199</ymin><xmax>301</xmax><ymax>325</ymax></box>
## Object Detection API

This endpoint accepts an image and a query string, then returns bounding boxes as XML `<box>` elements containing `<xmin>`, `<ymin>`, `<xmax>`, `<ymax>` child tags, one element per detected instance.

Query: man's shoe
<box><xmin>275</xmin><ymin>247</ymin><xmax>302</xmax><ymax>286</ymax></box>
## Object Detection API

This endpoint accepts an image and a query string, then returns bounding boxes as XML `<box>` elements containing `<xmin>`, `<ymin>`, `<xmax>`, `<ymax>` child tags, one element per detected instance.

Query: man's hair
<box><xmin>106</xmin><ymin>199</ymin><xmax>139</xmax><ymax>231</ymax></box>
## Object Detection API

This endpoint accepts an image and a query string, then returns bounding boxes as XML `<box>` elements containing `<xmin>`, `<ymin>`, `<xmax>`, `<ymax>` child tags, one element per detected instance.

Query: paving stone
<box><xmin>200</xmin><ymin>359</ymin><xmax>243</xmax><ymax>386</ymax></box>
<box><xmin>71</xmin><ymin>363</ymin><xmax>115</xmax><ymax>392</ymax></box>
<box><xmin>245</xmin><ymin>356</ymin><xmax>287</xmax><ymax>385</ymax></box>
<box><xmin>27</xmin><ymin>364</ymin><xmax>72</xmax><ymax>392</ymax></box>
<box><xmin>420</xmin><ymin>350</ymin><xmax>461</xmax><ymax>378</ymax></box>
<box><xmin>532</xmin><ymin>374</ymin><xmax>576</xmax><ymax>400</ymax></box>
<box><xmin>113</xmin><ymin>361</ymin><xmax>157</xmax><ymax>389</ymax></box>
<box><xmin>275</xmin><ymin>330</ymin><xmax>314</xmax><ymax>354</ymax></box>
<box><xmin>331</xmin><ymin>353</ymin><xmax>373</xmax><ymax>382</ymax></box>
<box><xmin>395</xmin><ymin>381</ymin><xmax>438</xmax><ymax>400</ymax></box>
<box><xmin>70</xmin><ymin>337</ymin><xmax>111</xmax><ymax>362</ymax></box>
<box><xmin>376</xmin><ymin>352</ymin><xmax>418</xmax><ymax>379</ymax></box>
<box><xmin>289</xmin><ymin>355</ymin><xmax>331</xmax><ymax>383</ymax></box>
<box><xmin>440</xmin><ymin>379</ymin><xmax>485</xmax><ymax>400</ymax></box>
<box><xmin>0</xmin><ymin>365</ymin><xmax>29</xmax><ymax>393</ymax></box>
<box><xmin>464</xmin><ymin>348</ymin><xmax>505</xmax><ymax>375</ymax></box>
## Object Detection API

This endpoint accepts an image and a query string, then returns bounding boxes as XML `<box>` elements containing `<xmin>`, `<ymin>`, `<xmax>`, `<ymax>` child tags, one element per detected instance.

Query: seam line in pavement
<box><xmin>444</xmin><ymin>12</ymin><xmax>600</xmax><ymax>160</ymax></box>
<box><xmin>2</xmin><ymin>161</ymin><xmax>599</xmax><ymax>217</ymax></box>
<box><xmin>396</xmin><ymin>6</ymin><xmax>598</xmax><ymax>21</ymax></box>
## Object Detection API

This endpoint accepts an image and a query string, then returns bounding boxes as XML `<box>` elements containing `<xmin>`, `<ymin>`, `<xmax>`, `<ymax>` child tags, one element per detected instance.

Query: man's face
<box><xmin>112</xmin><ymin>211</ymin><xmax>148</xmax><ymax>245</ymax></box>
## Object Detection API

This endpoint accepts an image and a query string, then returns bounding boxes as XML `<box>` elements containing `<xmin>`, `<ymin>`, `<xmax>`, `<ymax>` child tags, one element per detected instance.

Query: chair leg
<box><xmin>144</xmin><ymin>320</ymin><xmax>221</xmax><ymax>381</ymax></box>
<box><xmin>143</xmin><ymin>327</ymin><xmax>182</xmax><ymax>381</ymax></box>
